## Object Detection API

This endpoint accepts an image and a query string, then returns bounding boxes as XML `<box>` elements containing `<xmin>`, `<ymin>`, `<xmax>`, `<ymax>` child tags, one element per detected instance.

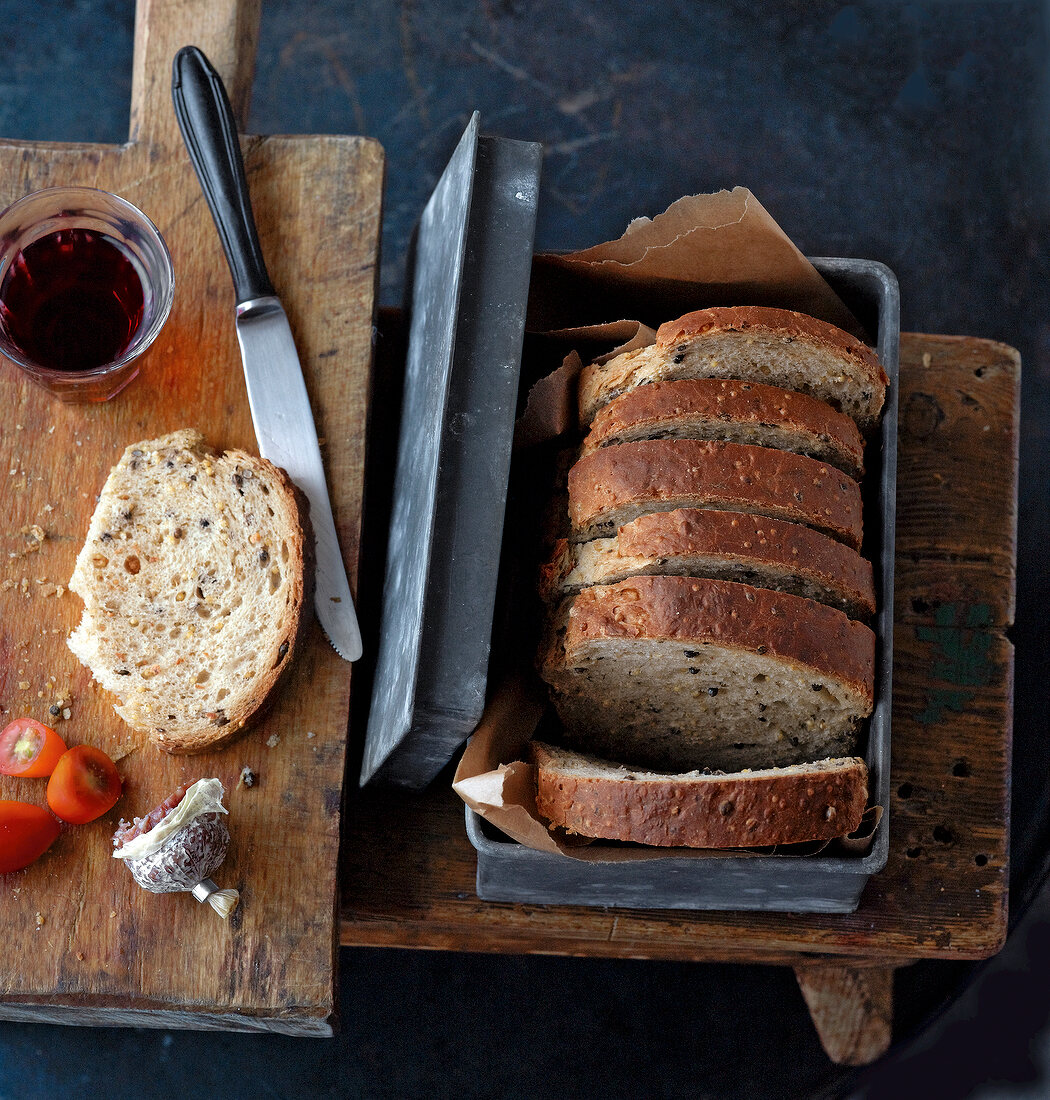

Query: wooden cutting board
<box><xmin>0</xmin><ymin>0</ymin><xmax>382</xmax><ymax>1034</ymax></box>
<box><xmin>339</xmin><ymin>332</ymin><xmax>1015</xmax><ymax>968</ymax></box>
<box><xmin>338</xmin><ymin>328</ymin><xmax>1016</xmax><ymax>1066</ymax></box>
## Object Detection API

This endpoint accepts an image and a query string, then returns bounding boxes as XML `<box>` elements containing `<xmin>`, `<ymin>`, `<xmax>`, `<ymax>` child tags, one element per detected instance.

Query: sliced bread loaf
<box><xmin>68</xmin><ymin>430</ymin><xmax>309</xmax><ymax>754</ymax></box>
<box><xmin>540</xmin><ymin>508</ymin><xmax>875</xmax><ymax>619</ymax></box>
<box><xmin>567</xmin><ymin>438</ymin><xmax>863</xmax><ymax>549</ymax></box>
<box><xmin>577</xmin><ymin>306</ymin><xmax>888</xmax><ymax>429</ymax></box>
<box><xmin>530</xmin><ymin>741</ymin><xmax>869</xmax><ymax>848</ymax></box>
<box><xmin>540</xmin><ymin>574</ymin><xmax>875</xmax><ymax>772</ymax></box>
<box><xmin>582</xmin><ymin>378</ymin><xmax>865</xmax><ymax>478</ymax></box>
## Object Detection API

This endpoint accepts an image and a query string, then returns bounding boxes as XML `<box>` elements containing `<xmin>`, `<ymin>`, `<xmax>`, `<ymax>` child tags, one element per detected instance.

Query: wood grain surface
<box><xmin>339</xmin><ymin>330</ymin><xmax>1018</xmax><ymax>968</ymax></box>
<box><xmin>795</xmin><ymin>966</ymin><xmax>894</xmax><ymax>1065</ymax></box>
<box><xmin>0</xmin><ymin>0</ymin><xmax>383</xmax><ymax>1033</ymax></box>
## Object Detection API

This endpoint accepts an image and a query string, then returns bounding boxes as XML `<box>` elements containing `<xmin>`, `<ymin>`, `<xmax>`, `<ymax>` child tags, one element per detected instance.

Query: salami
<box><xmin>113</xmin><ymin>778</ymin><xmax>239</xmax><ymax>918</ymax></box>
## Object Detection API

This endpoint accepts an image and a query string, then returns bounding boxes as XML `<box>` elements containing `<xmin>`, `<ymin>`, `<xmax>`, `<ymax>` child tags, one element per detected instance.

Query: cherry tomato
<box><xmin>46</xmin><ymin>745</ymin><xmax>122</xmax><ymax>824</ymax></box>
<box><xmin>0</xmin><ymin>800</ymin><xmax>61</xmax><ymax>873</ymax></box>
<box><xmin>0</xmin><ymin>718</ymin><xmax>68</xmax><ymax>777</ymax></box>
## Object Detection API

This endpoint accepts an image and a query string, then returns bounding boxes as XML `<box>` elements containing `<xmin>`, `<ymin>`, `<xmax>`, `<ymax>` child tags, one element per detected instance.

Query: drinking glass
<box><xmin>0</xmin><ymin>186</ymin><xmax>174</xmax><ymax>402</ymax></box>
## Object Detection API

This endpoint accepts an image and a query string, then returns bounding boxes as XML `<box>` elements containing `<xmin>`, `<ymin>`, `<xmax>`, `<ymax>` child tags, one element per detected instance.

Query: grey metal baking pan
<box><xmin>466</xmin><ymin>256</ymin><xmax>899</xmax><ymax>913</ymax></box>
<box><xmin>361</xmin><ymin>114</ymin><xmax>542</xmax><ymax>788</ymax></box>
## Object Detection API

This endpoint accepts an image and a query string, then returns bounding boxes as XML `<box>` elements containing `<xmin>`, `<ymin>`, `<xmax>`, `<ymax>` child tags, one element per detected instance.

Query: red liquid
<box><xmin>0</xmin><ymin>228</ymin><xmax>145</xmax><ymax>372</ymax></box>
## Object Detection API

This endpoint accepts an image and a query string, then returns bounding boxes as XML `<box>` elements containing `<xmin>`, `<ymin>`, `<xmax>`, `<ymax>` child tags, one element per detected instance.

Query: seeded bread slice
<box><xmin>540</xmin><ymin>508</ymin><xmax>875</xmax><ymax>619</ymax></box>
<box><xmin>67</xmin><ymin>429</ymin><xmax>310</xmax><ymax>754</ymax></box>
<box><xmin>530</xmin><ymin>741</ymin><xmax>869</xmax><ymax>848</ymax></box>
<box><xmin>567</xmin><ymin>438</ymin><xmax>863</xmax><ymax>549</ymax></box>
<box><xmin>540</xmin><ymin>575</ymin><xmax>875</xmax><ymax>772</ymax></box>
<box><xmin>582</xmin><ymin>378</ymin><xmax>865</xmax><ymax>478</ymax></box>
<box><xmin>577</xmin><ymin>306</ymin><xmax>888</xmax><ymax>430</ymax></box>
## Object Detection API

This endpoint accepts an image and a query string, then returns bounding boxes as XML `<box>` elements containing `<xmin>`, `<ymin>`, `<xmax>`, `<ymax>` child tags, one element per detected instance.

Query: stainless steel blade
<box><xmin>236</xmin><ymin>296</ymin><xmax>362</xmax><ymax>662</ymax></box>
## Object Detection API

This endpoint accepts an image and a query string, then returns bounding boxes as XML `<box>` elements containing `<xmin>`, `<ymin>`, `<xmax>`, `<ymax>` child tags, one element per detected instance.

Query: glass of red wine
<box><xmin>0</xmin><ymin>187</ymin><xmax>174</xmax><ymax>402</ymax></box>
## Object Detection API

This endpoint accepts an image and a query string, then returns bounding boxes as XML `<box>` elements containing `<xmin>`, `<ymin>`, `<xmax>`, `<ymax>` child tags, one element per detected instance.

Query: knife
<box><xmin>171</xmin><ymin>45</ymin><xmax>362</xmax><ymax>662</ymax></box>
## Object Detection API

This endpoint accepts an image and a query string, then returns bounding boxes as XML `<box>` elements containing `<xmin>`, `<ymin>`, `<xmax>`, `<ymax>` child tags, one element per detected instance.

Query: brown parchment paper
<box><xmin>525</xmin><ymin>187</ymin><xmax>865</xmax><ymax>337</ymax></box>
<box><xmin>453</xmin><ymin>187</ymin><xmax>881</xmax><ymax>861</ymax></box>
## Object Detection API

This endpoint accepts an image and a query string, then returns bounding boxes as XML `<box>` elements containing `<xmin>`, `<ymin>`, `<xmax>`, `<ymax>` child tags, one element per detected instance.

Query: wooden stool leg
<box><xmin>794</xmin><ymin>964</ymin><xmax>894</xmax><ymax>1065</ymax></box>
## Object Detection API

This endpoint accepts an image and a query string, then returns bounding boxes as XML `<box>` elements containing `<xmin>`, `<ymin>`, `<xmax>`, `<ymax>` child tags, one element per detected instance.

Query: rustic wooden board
<box><xmin>893</xmin><ymin>335</ymin><xmax>1020</xmax><ymax>628</ymax></box>
<box><xmin>0</xmin><ymin>0</ymin><xmax>382</xmax><ymax>1032</ymax></box>
<box><xmin>795</xmin><ymin>965</ymin><xmax>894</xmax><ymax>1065</ymax></box>
<box><xmin>339</xmin><ymin>331</ymin><xmax>1017</xmax><ymax>967</ymax></box>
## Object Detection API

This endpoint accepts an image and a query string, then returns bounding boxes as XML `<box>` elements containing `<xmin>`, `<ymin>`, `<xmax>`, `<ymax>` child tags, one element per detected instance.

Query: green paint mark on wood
<box><xmin>915</xmin><ymin>602</ymin><xmax>995</xmax><ymax>725</ymax></box>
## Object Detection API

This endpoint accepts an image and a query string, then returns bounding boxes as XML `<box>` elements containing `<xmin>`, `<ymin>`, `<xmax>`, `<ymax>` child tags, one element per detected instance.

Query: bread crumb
<box><xmin>306</xmin><ymin>730</ymin><xmax>316</xmax><ymax>739</ymax></box>
<box><xmin>10</xmin><ymin>524</ymin><xmax>47</xmax><ymax>557</ymax></box>
<box><xmin>75</xmin><ymin>951</ymin><xmax>85</xmax><ymax>962</ymax></box>
<box><xmin>265</xmin><ymin>733</ymin><xmax>280</xmax><ymax>748</ymax></box>
<box><xmin>34</xmin><ymin>912</ymin><xmax>45</xmax><ymax>929</ymax></box>
<box><xmin>17</xmin><ymin>681</ymin><xmax>29</xmax><ymax>691</ymax></box>
<box><xmin>237</xmin><ymin>766</ymin><xmax>256</xmax><ymax>789</ymax></box>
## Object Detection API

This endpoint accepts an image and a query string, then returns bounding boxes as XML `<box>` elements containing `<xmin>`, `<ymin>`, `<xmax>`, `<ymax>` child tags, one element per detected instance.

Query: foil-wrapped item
<box><xmin>113</xmin><ymin>778</ymin><xmax>239</xmax><ymax>918</ymax></box>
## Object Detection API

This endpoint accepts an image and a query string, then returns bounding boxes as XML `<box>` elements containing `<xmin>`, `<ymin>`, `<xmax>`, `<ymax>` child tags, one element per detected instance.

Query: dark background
<box><xmin>1</xmin><ymin>2</ymin><xmax>1048</xmax><ymax>1097</ymax></box>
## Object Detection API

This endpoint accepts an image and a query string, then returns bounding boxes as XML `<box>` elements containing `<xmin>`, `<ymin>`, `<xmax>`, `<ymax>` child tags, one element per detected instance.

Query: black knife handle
<box><xmin>171</xmin><ymin>44</ymin><xmax>275</xmax><ymax>303</ymax></box>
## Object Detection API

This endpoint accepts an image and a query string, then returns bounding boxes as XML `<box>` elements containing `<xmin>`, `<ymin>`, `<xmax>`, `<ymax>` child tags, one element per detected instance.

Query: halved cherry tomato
<box><xmin>46</xmin><ymin>745</ymin><xmax>122</xmax><ymax>824</ymax></box>
<box><xmin>0</xmin><ymin>800</ymin><xmax>61</xmax><ymax>872</ymax></box>
<box><xmin>0</xmin><ymin>718</ymin><xmax>68</xmax><ymax>777</ymax></box>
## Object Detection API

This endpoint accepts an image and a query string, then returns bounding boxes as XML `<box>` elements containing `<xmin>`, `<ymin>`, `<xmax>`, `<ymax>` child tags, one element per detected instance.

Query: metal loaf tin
<box><xmin>362</xmin><ymin>115</ymin><xmax>542</xmax><ymax>788</ymax></box>
<box><xmin>466</xmin><ymin>257</ymin><xmax>899</xmax><ymax>913</ymax></box>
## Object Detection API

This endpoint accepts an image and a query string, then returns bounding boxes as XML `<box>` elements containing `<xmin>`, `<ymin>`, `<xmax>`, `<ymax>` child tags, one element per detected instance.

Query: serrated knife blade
<box><xmin>172</xmin><ymin>44</ymin><xmax>361</xmax><ymax>662</ymax></box>
<box><xmin>235</xmin><ymin>296</ymin><xmax>361</xmax><ymax>660</ymax></box>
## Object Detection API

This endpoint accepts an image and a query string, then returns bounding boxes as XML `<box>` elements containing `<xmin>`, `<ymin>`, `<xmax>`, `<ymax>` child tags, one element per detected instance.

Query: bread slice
<box><xmin>540</xmin><ymin>575</ymin><xmax>875</xmax><ymax>772</ymax></box>
<box><xmin>582</xmin><ymin>378</ymin><xmax>865</xmax><ymax>478</ymax></box>
<box><xmin>530</xmin><ymin>741</ymin><xmax>869</xmax><ymax>848</ymax></box>
<box><xmin>68</xmin><ymin>430</ymin><xmax>310</xmax><ymax>754</ymax></box>
<box><xmin>567</xmin><ymin>438</ymin><xmax>863</xmax><ymax>549</ymax></box>
<box><xmin>540</xmin><ymin>508</ymin><xmax>875</xmax><ymax>620</ymax></box>
<box><xmin>577</xmin><ymin>306</ymin><xmax>888</xmax><ymax>430</ymax></box>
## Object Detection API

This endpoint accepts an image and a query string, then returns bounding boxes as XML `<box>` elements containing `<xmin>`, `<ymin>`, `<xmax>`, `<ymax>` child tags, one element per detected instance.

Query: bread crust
<box><xmin>68</xmin><ymin>431</ymin><xmax>312</xmax><ymax>755</ymax></box>
<box><xmin>577</xmin><ymin>305</ymin><xmax>888</xmax><ymax>429</ymax></box>
<box><xmin>539</xmin><ymin>508</ymin><xmax>876</xmax><ymax>619</ymax></box>
<box><xmin>567</xmin><ymin>439</ymin><xmax>863</xmax><ymax>549</ymax></box>
<box><xmin>582</xmin><ymin>378</ymin><xmax>865</xmax><ymax>478</ymax></box>
<box><xmin>563</xmin><ymin>575</ymin><xmax>875</xmax><ymax>705</ymax></box>
<box><xmin>530</xmin><ymin>742</ymin><xmax>869</xmax><ymax>848</ymax></box>
<box><xmin>153</xmin><ymin>451</ymin><xmax>312</xmax><ymax>755</ymax></box>
<box><xmin>655</xmin><ymin>305</ymin><xmax>886</xmax><ymax>386</ymax></box>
